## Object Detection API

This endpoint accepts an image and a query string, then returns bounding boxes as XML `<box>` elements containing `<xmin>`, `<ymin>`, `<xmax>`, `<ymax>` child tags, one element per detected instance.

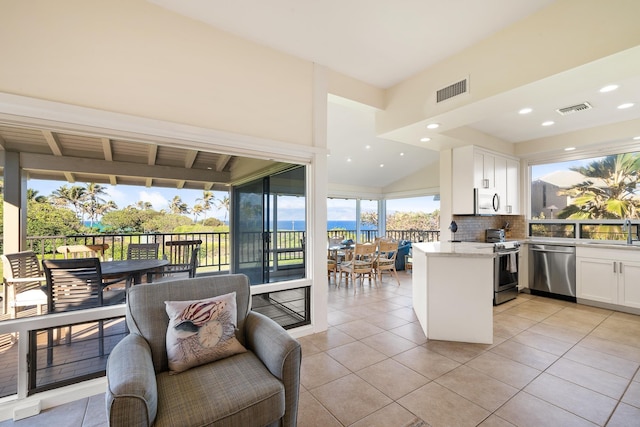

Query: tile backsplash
<box><xmin>450</xmin><ymin>215</ymin><xmax>526</xmax><ymax>242</ymax></box>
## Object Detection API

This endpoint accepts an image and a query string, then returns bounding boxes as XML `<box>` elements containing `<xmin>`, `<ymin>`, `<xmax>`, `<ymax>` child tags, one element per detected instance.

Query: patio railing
<box><xmin>0</xmin><ymin>228</ymin><xmax>439</xmax><ymax>401</ymax></box>
<box><xmin>1</xmin><ymin>228</ymin><xmax>440</xmax><ymax>274</ymax></box>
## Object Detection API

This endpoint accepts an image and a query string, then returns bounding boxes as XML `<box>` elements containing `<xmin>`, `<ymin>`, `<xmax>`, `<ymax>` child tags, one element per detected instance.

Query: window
<box><xmin>531</xmin><ymin>152</ymin><xmax>640</xmax><ymax>220</ymax></box>
<box><xmin>530</xmin><ymin>151</ymin><xmax>640</xmax><ymax>241</ymax></box>
<box><xmin>386</xmin><ymin>195</ymin><xmax>440</xmax><ymax>242</ymax></box>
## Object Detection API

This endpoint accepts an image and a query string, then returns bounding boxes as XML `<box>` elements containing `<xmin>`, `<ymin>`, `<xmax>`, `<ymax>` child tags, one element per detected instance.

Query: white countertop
<box><xmin>413</xmin><ymin>241</ymin><xmax>496</xmax><ymax>258</ymax></box>
<box><xmin>525</xmin><ymin>238</ymin><xmax>640</xmax><ymax>251</ymax></box>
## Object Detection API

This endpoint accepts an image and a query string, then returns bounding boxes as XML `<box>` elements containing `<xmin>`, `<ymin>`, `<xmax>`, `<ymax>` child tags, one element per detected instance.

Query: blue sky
<box><xmin>531</xmin><ymin>157</ymin><xmax>602</xmax><ymax>180</ymax></box>
<box><xmin>29</xmin><ymin>179</ymin><xmax>230</xmax><ymax>220</ymax></box>
<box><xmin>29</xmin><ymin>179</ymin><xmax>440</xmax><ymax>222</ymax></box>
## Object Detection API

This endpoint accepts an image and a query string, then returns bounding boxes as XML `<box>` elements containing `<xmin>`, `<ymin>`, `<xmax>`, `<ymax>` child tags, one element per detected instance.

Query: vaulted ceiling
<box><xmin>2</xmin><ymin>1</ymin><xmax>639</xmax><ymax>194</ymax></box>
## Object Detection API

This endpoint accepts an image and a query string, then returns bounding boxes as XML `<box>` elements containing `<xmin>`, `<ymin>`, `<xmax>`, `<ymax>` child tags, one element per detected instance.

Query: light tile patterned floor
<box><xmin>3</xmin><ymin>273</ymin><xmax>640</xmax><ymax>426</ymax></box>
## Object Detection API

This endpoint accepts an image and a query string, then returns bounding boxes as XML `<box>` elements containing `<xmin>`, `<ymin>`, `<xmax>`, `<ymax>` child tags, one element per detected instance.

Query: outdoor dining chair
<box><xmin>126</xmin><ymin>243</ymin><xmax>159</xmax><ymax>260</ymax></box>
<box><xmin>149</xmin><ymin>239</ymin><xmax>202</xmax><ymax>281</ymax></box>
<box><xmin>57</xmin><ymin>243</ymin><xmax>110</xmax><ymax>261</ymax></box>
<box><xmin>1</xmin><ymin>251</ymin><xmax>48</xmax><ymax>318</ymax></box>
<box><xmin>42</xmin><ymin>258</ymin><xmax>126</xmax><ymax>365</ymax></box>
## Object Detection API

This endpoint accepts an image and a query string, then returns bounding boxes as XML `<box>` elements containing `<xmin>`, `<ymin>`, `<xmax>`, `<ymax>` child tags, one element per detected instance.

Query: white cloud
<box><xmin>139</xmin><ymin>191</ymin><xmax>169</xmax><ymax>210</ymax></box>
<box><xmin>104</xmin><ymin>186</ymin><xmax>128</xmax><ymax>208</ymax></box>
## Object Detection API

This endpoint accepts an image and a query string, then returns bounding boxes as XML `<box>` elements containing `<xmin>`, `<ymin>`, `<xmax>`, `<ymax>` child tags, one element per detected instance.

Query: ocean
<box><xmin>278</xmin><ymin>220</ymin><xmax>376</xmax><ymax>231</ymax></box>
<box><xmin>86</xmin><ymin>220</ymin><xmax>372</xmax><ymax>232</ymax></box>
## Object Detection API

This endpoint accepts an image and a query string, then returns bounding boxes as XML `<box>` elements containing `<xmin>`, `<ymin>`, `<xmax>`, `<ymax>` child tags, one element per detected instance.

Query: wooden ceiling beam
<box><xmin>42</xmin><ymin>131</ymin><xmax>63</xmax><ymax>156</ymax></box>
<box><xmin>21</xmin><ymin>152</ymin><xmax>230</xmax><ymax>183</ymax></box>
<box><xmin>145</xmin><ymin>178</ymin><xmax>153</xmax><ymax>187</ymax></box>
<box><xmin>102</xmin><ymin>138</ymin><xmax>113</xmax><ymax>161</ymax></box>
<box><xmin>0</xmin><ymin>134</ymin><xmax>6</xmax><ymax>150</ymax></box>
<box><xmin>216</xmin><ymin>154</ymin><xmax>231</xmax><ymax>171</ymax></box>
<box><xmin>148</xmin><ymin>144</ymin><xmax>158</xmax><ymax>165</ymax></box>
<box><xmin>185</xmin><ymin>150</ymin><xmax>198</xmax><ymax>168</ymax></box>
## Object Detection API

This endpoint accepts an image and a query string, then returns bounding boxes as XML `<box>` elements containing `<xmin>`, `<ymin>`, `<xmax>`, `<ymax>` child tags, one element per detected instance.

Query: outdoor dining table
<box><xmin>101</xmin><ymin>259</ymin><xmax>169</xmax><ymax>286</ymax></box>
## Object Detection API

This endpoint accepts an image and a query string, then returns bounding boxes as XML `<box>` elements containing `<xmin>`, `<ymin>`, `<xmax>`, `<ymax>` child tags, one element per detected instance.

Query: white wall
<box><xmin>0</xmin><ymin>0</ymin><xmax>314</xmax><ymax>146</ymax></box>
<box><xmin>376</xmin><ymin>0</ymin><xmax>640</xmax><ymax>136</ymax></box>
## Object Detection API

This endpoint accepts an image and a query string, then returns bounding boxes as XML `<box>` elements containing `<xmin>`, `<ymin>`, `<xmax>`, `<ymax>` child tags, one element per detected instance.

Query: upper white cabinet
<box><xmin>505</xmin><ymin>158</ymin><xmax>520</xmax><ymax>215</ymax></box>
<box><xmin>453</xmin><ymin>146</ymin><xmax>520</xmax><ymax>215</ymax></box>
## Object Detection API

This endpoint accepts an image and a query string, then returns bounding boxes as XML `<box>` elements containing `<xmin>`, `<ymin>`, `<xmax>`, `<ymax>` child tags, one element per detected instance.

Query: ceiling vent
<box><xmin>436</xmin><ymin>78</ymin><xmax>468</xmax><ymax>103</ymax></box>
<box><xmin>556</xmin><ymin>102</ymin><xmax>592</xmax><ymax>116</ymax></box>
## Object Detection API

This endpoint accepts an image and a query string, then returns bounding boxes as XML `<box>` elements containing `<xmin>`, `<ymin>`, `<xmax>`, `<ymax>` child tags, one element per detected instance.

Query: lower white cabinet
<box><xmin>620</xmin><ymin>260</ymin><xmax>640</xmax><ymax>309</ymax></box>
<box><xmin>576</xmin><ymin>247</ymin><xmax>640</xmax><ymax>309</ymax></box>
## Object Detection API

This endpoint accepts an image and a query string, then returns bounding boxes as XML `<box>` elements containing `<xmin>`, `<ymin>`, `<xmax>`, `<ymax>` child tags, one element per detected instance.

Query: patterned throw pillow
<box><xmin>165</xmin><ymin>292</ymin><xmax>247</xmax><ymax>374</ymax></box>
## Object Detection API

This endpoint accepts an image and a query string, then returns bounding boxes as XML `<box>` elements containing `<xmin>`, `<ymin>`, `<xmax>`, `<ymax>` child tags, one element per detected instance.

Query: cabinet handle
<box><xmin>506</xmin><ymin>205</ymin><xmax>512</xmax><ymax>214</ymax></box>
<box><xmin>482</xmin><ymin>179</ymin><xmax>489</xmax><ymax>189</ymax></box>
<box><xmin>620</xmin><ymin>262</ymin><xmax>623</xmax><ymax>274</ymax></box>
<box><xmin>614</xmin><ymin>262</ymin><xmax>617</xmax><ymax>273</ymax></box>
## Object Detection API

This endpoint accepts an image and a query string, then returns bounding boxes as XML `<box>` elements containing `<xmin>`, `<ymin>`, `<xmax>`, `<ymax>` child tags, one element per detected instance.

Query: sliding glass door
<box><xmin>232</xmin><ymin>166</ymin><xmax>306</xmax><ymax>284</ymax></box>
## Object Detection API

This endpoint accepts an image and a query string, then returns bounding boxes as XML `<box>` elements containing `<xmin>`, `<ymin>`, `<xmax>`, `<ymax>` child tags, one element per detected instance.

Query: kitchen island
<box><xmin>412</xmin><ymin>242</ymin><xmax>496</xmax><ymax>344</ymax></box>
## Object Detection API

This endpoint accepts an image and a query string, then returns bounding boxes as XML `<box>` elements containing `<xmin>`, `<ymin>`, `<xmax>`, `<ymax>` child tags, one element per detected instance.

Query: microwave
<box><xmin>474</xmin><ymin>188</ymin><xmax>500</xmax><ymax>215</ymax></box>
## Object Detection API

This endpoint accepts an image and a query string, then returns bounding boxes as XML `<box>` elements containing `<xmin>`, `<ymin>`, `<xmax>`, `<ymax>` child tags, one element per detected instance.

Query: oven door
<box><xmin>494</xmin><ymin>249</ymin><xmax>519</xmax><ymax>305</ymax></box>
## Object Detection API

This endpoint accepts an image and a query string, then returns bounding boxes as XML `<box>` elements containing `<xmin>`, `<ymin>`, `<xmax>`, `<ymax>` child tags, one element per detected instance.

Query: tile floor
<box><xmin>3</xmin><ymin>273</ymin><xmax>640</xmax><ymax>426</ymax></box>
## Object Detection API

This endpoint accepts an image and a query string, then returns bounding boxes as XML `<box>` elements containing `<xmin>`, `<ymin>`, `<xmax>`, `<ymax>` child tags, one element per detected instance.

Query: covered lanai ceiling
<box><xmin>0</xmin><ymin>123</ymin><xmax>281</xmax><ymax>191</ymax></box>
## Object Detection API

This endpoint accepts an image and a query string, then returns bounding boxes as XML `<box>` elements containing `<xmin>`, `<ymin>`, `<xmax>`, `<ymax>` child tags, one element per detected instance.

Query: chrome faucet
<box><xmin>623</xmin><ymin>219</ymin><xmax>634</xmax><ymax>245</ymax></box>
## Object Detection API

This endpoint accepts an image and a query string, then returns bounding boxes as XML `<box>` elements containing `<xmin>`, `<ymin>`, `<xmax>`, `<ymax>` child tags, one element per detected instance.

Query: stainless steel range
<box><xmin>486</xmin><ymin>229</ymin><xmax>520</xmax><ymax>305</ymax></box>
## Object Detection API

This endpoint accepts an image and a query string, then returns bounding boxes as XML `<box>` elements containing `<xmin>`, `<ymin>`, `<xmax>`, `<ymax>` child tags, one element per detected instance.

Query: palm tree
<box><xmin>558</xmin><ymin>153</ymin><xmax>640</xmax><ymax>219</ymax></box>
<box><xmin>51</xmin><ymin>185</ymin><xmax>87</xmax><ymax>221</ymax></box>
<box><xmin>84</xmin><ymin>183</ymin><xmax>108</xmax><ymax>228</ymax></box>
<box><xmin>96</xmin><ymin>200</ymin><xmax>118</xmax><ymax>218</ymax></box>
<box><xmin>192</xmin><ymin>204</ymin><xmax>204</xmax><ymax>223</ymax></box>
<box><xmin>218</xmin><ymin>195</ymin><xmax>230</xmax><ymax>223</ymax></box>
<box><xmin>196</xmin><ymin>190</ymin><xmax>215</xmax><ymax>222</ymax></box>
<box><xmin>135</xmin><ymin>200</ymin><xmax>153</xmax><ymax>210</ymax></box>
<box><xmin>27</xmin><ymin>188</ymin><xmax>47</xmax><ymax>203</ymax></box>
<box><xmin>169</xmin><ymin>195</ymin><xmax>189</xmax><ymax>215</ymax></box>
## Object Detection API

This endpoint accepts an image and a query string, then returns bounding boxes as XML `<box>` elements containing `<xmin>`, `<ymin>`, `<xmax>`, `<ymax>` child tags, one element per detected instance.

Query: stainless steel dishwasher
<box><xmin>528</xmin><ymin>244</ymin><xmax>576</xmax><ymax>301</ymax></box>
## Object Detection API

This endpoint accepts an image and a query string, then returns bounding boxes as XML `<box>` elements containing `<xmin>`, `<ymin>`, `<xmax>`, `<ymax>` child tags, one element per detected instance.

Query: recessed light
<box><xmin>365</xmin><ymin>145</ymin><xmax>371</xmax><ymax>149</ymax></box>
<box><xmin>600</xmin><ymin>84</ymin><xmax>619</xmax><ymax>93</ymax></box>
<box><xmin>564</xmin><ymin>147</ymin><xmax>576</xmax><ymax>151</ymax></box>
<box><xmin>400</xmin><ymin>152</ymin><xmax>405</xmax><ymax>156</ymax></box>
<box><xmin>379</xmin><ymin>164</ymin><xmax>384</xmax><ymax>168</ymax></box>
<box><xmin>206</xmin><ymin>167</ymin><xmax>213</xmax><ymax>170</ymax></box>
<box><xmin>518</xmin><ymin>108</ymin><xmax>533</xmax><ymax>115</ymax></box>
<box><xmin>346</xmin><ymin>158</ymin><xmax>352</xmax><ymax>163</ymax></box>
<box><xmin>633</xmin><ymin>136</ymin><xmax>640</xmax><ymax>140</ymax></box>
<box><xmin>618</xmin><ymin>103</ymin><xmax>635</xmax><ymax>109</ymax></box>
<box><xmin>542</xmin><ymin>121</ymin><xmax>555</xmax><ymax>126</ymax></box>
<box><xmin>420</xmin><ymin>137</ymin><xmax>431</xmax><ymax>142</ymax></box>
<box><xmin>426</xmin><ymin>123</ymin><xmax>440</xmax><ymax>129</ymax></box>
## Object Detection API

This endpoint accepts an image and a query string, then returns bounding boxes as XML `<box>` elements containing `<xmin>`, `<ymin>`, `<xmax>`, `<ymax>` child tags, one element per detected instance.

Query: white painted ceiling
<box><xmin>149</xmin><ymin>0</ymin><xmax>640</xmax><ymax>191</ymax></box>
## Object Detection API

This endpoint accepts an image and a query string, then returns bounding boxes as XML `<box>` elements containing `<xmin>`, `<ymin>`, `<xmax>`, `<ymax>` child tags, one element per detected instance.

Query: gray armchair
<box><xmin>105</xmin><ymin>274</ymin><xmax>301</xmax><ymax>427</ymax></box>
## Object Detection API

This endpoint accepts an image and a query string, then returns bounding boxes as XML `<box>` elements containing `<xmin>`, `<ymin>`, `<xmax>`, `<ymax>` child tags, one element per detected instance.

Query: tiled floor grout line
<box><xmin>480</xmin><ymin>305</ymin><xmax>612</xmax><ymax>426</ymax></box>
<box><xmin>604</xmin><ymin>364</ymin><xmax>640</xmax><ymax>427</ymax></box>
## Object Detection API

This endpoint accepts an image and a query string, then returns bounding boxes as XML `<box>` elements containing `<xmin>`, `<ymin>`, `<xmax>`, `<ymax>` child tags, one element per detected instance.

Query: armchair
<box><xmin>106</xmin><ymin>274</ymin><xmax>301</xmax><ymax>427</ymax></box>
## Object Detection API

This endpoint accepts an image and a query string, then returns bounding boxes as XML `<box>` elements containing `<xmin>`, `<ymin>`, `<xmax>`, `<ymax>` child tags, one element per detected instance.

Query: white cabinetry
<box><xmin>453</xmin><ymin>146</ymin><xmax>520</xmax><ymax>215</ymax></box>
<box><xmin>505</xmin><ymin>158</ymin><xmax>520</xmax><ymax>214</ymax></box>
<box><xmin>576</xmin><ymin>247</ymin><xmax>640</xmax><ymax>309</ymax></box>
